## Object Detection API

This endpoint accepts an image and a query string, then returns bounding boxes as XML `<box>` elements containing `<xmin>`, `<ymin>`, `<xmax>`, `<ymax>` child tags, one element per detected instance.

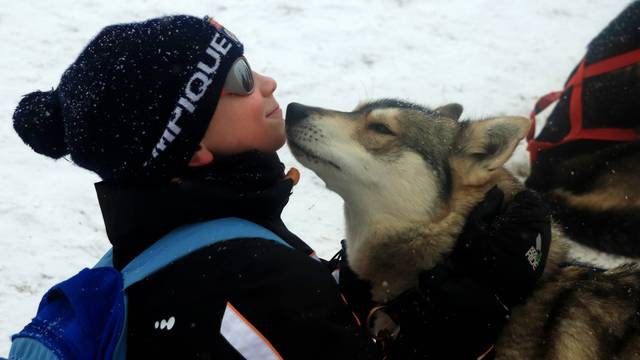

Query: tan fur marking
<box><xmin>554</xmin><ymin>166</ymin><xmax>640</xmax><ymax>210</ymax></box>
<box><xmin>351</xmin><ymin>109</ymin><xmax>402</xmax><ymax>155</ymax></box>
<box><xmin>554</xmin><ymin>188</ymin><xmax>640</xmax><ymax>210</ymax></box>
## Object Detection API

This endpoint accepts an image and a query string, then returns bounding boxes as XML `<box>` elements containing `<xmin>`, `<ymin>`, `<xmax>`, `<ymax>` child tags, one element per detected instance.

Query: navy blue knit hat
<box><xmin>13</xmin><ymin>15</ymin><xmax>244</xmax><ymax>180</ymax></box>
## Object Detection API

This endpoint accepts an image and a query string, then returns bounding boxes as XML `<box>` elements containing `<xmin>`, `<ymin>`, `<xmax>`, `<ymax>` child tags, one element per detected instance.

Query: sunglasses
<box><xmin>223</xmin><ymin>57</ymin><xmax>255</xmax><ymax>96</ymax></box>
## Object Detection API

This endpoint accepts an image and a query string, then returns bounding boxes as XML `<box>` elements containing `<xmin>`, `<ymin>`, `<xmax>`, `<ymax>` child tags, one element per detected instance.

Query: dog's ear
<box><xmin>452</xmin><ymin>116</ymin><xmax>531</xmax><ymax>186</ymax></box>
<box><xmin>435</xmin><ymin>103</ymin><xmax>463</xmax><ymax>120</ymax></box>
<box><xmin>354</xmin><ymin>100</ymin><xmax>371</xmax><ymax>111</ymax></box>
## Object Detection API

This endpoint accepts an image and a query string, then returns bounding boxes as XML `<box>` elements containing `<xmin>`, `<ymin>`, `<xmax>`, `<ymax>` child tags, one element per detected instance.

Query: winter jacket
<box><xmin>95</xmin><ymin>152</ymin><xmax>378</xmax><ymax>359</ymax></box>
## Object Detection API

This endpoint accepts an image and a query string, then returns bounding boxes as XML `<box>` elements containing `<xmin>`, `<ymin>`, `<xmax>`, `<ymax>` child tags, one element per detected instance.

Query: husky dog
<box><xmin>526</xmin><ymin>1</ymin><xmax>640</xmax><ymax>257</ymax></box>
<box><xmin>526</xmin><ymin>63</ymin><xmax>640</xmax><ymax>258</ymax></box>
<box><xmin>286</xmin><ymin>100</ymin><xmax>640</xmax><ymax>359</ymax></box>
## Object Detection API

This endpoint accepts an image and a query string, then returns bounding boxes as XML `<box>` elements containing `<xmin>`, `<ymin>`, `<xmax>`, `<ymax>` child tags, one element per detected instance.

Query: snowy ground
<box><xmin>0</xmin><ymin>0</ymin><xmax>634</xmax><ymax>354</ymax></box>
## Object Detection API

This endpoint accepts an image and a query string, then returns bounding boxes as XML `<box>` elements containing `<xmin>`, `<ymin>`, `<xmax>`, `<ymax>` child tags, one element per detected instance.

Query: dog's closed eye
<box><xmin>367</xmin><ymin>122</ymin><xmax>395</xmax><ymax>136</ymax></box>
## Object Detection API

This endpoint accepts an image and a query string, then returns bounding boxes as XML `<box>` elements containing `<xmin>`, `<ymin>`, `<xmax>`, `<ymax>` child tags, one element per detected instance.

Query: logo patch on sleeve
<box><xmin>525</xmin><ymin>234</ymin><xmax>543</xmax><ymax>271</ymax></box>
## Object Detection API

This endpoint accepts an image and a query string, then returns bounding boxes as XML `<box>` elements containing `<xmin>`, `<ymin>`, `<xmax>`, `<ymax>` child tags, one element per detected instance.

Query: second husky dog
<box><xmin>526</xmin><ymin>1</ymin><xmax>640</xmax><ymax>257</ymax></box>
<box><xmin>286</xmin><ymin>100</ymin><xmax>640</xmax><ymax>359</ymax></box>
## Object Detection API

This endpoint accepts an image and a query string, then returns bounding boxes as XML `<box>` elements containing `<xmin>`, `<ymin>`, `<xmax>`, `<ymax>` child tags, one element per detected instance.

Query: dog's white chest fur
<box><xmin>344</xmin><ymin>210</ymin><xmax>464</xmax><ymax>302</ymax></box>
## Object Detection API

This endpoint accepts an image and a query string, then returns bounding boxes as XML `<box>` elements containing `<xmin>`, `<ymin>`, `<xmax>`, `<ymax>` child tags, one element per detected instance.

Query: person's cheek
<box><xmin>250</xmin><ymin>97</ymin><xmax>265</xmax><ymax>122</ymax></box>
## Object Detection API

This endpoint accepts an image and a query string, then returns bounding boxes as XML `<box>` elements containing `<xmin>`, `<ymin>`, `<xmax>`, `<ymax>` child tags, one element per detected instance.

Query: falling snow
<box><xmin>0</xmin><ymin>0</ymin><xmax>633</xmax><ymax>354</ymax></box>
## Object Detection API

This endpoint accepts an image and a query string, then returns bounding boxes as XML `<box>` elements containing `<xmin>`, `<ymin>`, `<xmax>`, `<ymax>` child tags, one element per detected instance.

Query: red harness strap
<box><xmin>527</xmin><ymin>48</ymin><xmax>640</xmax><ymax>162</ymax></box>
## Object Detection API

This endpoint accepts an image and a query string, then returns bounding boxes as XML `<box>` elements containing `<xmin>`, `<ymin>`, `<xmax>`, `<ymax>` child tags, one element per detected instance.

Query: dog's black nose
<box><xmin>286</xmin><ymin>102</ymin><xmax>311</xmax><ymax>126</ymax></box>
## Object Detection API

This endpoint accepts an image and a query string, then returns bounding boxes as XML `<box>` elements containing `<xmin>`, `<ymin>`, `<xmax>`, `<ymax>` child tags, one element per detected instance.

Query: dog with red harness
<box><xmin>526</xmin><ymin>1</ymin><xmax>640</xmax><ymax>257</ymax></box>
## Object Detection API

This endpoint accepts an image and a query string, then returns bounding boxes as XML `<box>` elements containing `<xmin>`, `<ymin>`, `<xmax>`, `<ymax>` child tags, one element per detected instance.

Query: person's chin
<box><xmin>270</xmin><ymin>132</ymin><xmax>287</xmax><ymax>152</ymax></box>
<box><xmin>266</xmin><ymin>113</ymin><xmax>286</xmax><ymax>132</ymax></box>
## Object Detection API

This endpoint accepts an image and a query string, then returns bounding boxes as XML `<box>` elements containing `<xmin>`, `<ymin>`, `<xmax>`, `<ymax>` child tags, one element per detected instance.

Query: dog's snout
<box><xmin>286</xmin><ymin>103</ymin><xmax>312</xmax><ymax>126</ymax></box>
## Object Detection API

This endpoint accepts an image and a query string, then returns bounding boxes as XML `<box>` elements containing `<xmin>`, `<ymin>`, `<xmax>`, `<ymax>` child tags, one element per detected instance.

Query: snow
<box><xmin>0</xmin><ymin>0</ymin><xmax>633</xmax><ymax>354</ymax></box>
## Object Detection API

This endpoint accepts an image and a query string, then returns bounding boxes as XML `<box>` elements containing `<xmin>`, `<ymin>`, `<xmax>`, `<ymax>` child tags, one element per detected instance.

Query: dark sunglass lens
<box><xmin>236</xmin><ymin>59</ymin><xmax>254</xmax><ymax>93</ymax></box>
<box><xmin>224</xmin><ymin>57</ymin><xmax>255</xmax><ymax>95</ymax></box>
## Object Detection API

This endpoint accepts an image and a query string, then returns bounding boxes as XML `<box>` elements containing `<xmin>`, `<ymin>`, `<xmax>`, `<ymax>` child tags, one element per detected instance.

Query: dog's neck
<box><xmin>344</xmin><ymin>201</ymin><xmax>420</xmax><ymax>248</ymax></box>
<box><xmin>342</xmin><ymin>192</ymin><xmax>469</xmax><ymax>302</ymax></box>
<box><xmin>341</xmin><ymin>168</ymin><xmax>548</xmax><ymax>302</ymax></box>
<box><xmin>342</xmin><ymin>185</ymin><xmax>444</xmax><ymax>246</ymax></box>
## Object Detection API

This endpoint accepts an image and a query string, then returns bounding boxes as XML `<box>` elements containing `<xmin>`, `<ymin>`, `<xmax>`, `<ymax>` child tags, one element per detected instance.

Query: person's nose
<box><xmin>255</xmin><ymin>72</ymin><xmax>277</xmax><ymax>96</ymax></box>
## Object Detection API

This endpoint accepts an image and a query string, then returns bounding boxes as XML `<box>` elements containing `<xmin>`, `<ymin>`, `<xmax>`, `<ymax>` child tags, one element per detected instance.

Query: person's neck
<box><xmin>96</xmin><ymin>151</ymin><xmax>309</xmax><ymax>269</ymax></box>
<box><xmin>179</xmin><ymin>151</ymin><xmax>286</xmax><ymax>192</ymax></box>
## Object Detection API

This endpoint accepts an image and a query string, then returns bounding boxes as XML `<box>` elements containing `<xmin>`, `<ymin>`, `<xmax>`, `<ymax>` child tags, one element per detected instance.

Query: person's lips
<box><xmin>267</xmin><ymin>105</ymin><xmax>281</xmax><ymax>118</ymax></box>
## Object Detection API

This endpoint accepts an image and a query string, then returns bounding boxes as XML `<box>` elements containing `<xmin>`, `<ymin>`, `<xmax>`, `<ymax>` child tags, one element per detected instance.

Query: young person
<box><xmin>11</xmin><ymin>15</ymin><xmax>551</xmax><ymax>359</ymax></box>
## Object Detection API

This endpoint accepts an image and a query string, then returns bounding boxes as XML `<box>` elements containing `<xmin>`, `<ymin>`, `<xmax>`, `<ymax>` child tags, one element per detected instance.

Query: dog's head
<box><xmin>286</xmin><ymin>99</ymin><xmax>530</xmax><ymax>228</ymax></box>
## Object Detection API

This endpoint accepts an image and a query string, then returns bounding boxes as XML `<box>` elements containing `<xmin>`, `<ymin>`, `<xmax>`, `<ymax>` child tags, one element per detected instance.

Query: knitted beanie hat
<box><xmin>13</xmin><ymin>15</ymin><xmax>244</xmax><ymax>180</ymax></box>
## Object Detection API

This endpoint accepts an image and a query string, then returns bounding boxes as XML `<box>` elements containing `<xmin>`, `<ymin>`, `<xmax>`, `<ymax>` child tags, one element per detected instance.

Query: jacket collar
<box><xmin>95</xmin><ymin>152</ymin><xmax>313</xmax><ymax>269</ymax></box>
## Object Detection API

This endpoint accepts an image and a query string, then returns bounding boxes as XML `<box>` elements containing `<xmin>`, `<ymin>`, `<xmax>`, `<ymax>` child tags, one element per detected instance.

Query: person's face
<box><xmin>201</xmin><ymin>70</ymin><xmax>285</xmax><ymax>156</ymax></box>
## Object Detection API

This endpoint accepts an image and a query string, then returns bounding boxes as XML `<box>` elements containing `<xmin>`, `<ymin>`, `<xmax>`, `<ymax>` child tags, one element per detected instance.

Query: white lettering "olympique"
<box><xmin>147</xmin><ymin>32</ymin><xmax>233</xmax><ymax>162</ymax></box>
